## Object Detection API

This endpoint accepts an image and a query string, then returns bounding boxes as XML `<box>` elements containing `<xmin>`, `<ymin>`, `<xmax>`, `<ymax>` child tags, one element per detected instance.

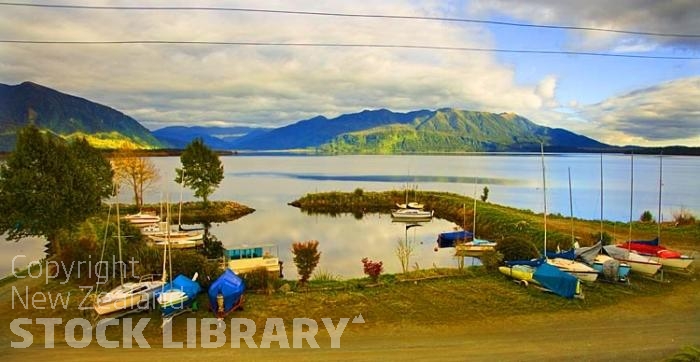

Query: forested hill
<box><xmin>0</xmin><ymin>81</ymin><xmax>165</xmax><ymax>151</ymax></box>
<box><xmin>230</xmin><ymin>108</ymin><xmax>610</xmax><ymax>153</ymax></box>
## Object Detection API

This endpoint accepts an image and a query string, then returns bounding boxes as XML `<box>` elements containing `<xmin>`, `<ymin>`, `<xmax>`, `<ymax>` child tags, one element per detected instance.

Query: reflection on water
<box><xmin>2</xmin><ymin>154</ymin><xmax>698</xmax><ymax>277</ymax></box>
<box><xmin>232</xmin><ymin>171</ymin><xmax>521</xmax><ymax>186</ymax></box>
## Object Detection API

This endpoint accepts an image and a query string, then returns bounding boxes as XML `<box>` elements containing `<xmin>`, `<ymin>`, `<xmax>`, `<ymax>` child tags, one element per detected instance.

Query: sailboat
<box><xmin>94</xmin><ymin>192</ymin><xmax>165</xmax><ymax>316</ymax></box>
<box><xmin>604</xmin><ymin>154</ymin><xmax>662</xmax><ymax>276</ymax></box>
<box><xmin>619</xmin><ymin>154</ymin><xmax>695</xmax><ymax>270</ymax></box>
<box><xmin>499</xmin><ymin>144</ymin><xmax>583</xmax><ymax>299</ymax></box>
<box><xmin>155</xmin><ymin>202</ymin><xmax>202</xmax><ymax>325</ymax></box>
<box><xmin>147</xmin><ymin>172</ymin><xmax>204</xmax><ymax>248</ymax></box>
<box><xmin>538</xmin><ymin>151</ymin><xmax>598</xmax><ymax>282</ymax></box>
<box><xmin>575</xmin><ymin>154</ymin><xmax>632</xmax><ymax>282</ymax></box>
<box><xmin>455</xmin><ymin>182</ymin><xmax>496</xmax><ymax>257</ymax></box>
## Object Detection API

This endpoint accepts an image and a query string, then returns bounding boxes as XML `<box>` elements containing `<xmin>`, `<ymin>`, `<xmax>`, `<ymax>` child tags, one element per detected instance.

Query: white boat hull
<box><xmin>547</xmin><ymin>258</ymin><xmax>599</xmax><ymax>282</ymax></box>
<box><xmin>650</xmin><ymin>256</ymin><xmax>694</xmax><ymax>270</ymax></box>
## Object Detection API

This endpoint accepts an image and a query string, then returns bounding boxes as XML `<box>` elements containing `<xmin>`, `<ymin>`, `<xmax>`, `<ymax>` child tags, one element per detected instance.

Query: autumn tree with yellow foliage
<box><xmin>112</xmin><ymin>144</ymin><xmax>159</xmax><ymax>209</ymax></box>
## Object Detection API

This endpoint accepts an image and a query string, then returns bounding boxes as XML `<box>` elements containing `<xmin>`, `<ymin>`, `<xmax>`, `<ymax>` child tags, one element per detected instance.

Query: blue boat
<box><xmin>436</xmin><ymin>230</ymin><xmax>473</xmax><ymax>248</ymax></box>
<box><xmin>156</xmin><ymin>274</ymin><xmax>202</xmax><ymax>317</ymax></box>
<box><xmin>208</xmin><ymin>269</ymin><xmax>245</xmax><ymax>319</ymax></box>
<box><xmin>504</xmin><ymin>258</ymin><xmax>582</xmax><ymax>299</ymax></box>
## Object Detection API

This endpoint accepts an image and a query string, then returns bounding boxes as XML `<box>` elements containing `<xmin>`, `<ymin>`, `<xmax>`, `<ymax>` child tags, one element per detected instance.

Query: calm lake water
<box><xmin>2</xmin><ymin>153</ymin><xmax>698</xmax><ymax>278</ymax></box>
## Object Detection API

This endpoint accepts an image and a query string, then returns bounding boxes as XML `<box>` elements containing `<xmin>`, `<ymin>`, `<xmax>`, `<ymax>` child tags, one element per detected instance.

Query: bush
<box><xmin>354</xmin><ymin>188</ymin><xmax>364</xmax><ymax>197</ymax></box>
<box><xmin>361</xmin><ymin>257</ymin><xmax>383</xmax><ymax>283</ymax></box>
<box><xmin>640</xmin><ymin>210</ymin><xmax>654</xmax><ymax>223</ymax></box>
<box><xmin>673</xmin><ymin>208</ymin><xmax>696</xmax><ymax>226</ymax></box>
<box><xmin>479</xmin><ymin>250</ymin><xmax>504</xmax><ymax>272</ymax></box>
<box><xmin>242</xmin><ymin>267</ymin><xmax>277</xmax><ymax>293</ymax></box>
<box><xmin>591</xmin><ymin>231</ymin><xmax>614</xmax><ymax>246</ymax></box>
<box><xmin>494</xmin><ymin>236</ymin><xmax>540</xmax><ymax>262</ymax></box>
<box><xmin>291</xmin><ymin>240</ymin><xmax>321</xmax><ymax>287</ymax></box>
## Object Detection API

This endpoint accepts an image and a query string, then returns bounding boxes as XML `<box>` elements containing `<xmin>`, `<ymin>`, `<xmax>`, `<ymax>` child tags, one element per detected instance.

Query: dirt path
<box><xmin>3</xmin><ymin>277</ymin><xmax>698</xmax><ymax>361</ymax></box>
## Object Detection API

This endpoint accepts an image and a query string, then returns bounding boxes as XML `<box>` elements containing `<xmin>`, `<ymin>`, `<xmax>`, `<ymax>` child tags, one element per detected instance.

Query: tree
<box><xmin>0</xmin><ymin>126</ymin><xmax>113</xmax><ymax>255</ymax></box>
<box><xmin>176</xmin><ymin>138</ymin><xmax>224</xmax><ymax>205</ymax></box>
<box><xmin>291</xmin><ymin>240</ymin><xmax>321</xmax><ymax>287</ymax></box>
<box><xmin>480</xmin><ymin>186</ymin><xmax>490</xmax><ymax>202</ymax></box>
<box><xmin>112</xmin><ymin>144</ymin><xmax>160</xmax><ymax>209</ymax></box>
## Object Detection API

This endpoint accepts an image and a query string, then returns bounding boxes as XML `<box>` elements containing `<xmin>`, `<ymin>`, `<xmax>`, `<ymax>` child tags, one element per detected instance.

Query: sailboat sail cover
<box><xmin>208</xmin><ymin>269</ymin><xmax>245</xmax><ymax>314</ymax></box>
<box><xmin>161</xmin><ymin>274</ymin><xmax>202</xmax><ymax>300</ymax></box>
<box><xmin>533</xmin><ymin>262</ymin><xmax>579</xmax><ymax>299</ymax></box>
<box><xmin>575</xmin><ymin>241</ymin><xmax>602</xmax><ymax>265</ymax></box>
<box><xmin>630</xmin><ymin>237</ymin><xmax>659</xmax><ymax>246</ymax></box>
<box><xmin>546</xmin><ymin>249</ymin><xmax>575</xmax><ymax>260</ymax></box>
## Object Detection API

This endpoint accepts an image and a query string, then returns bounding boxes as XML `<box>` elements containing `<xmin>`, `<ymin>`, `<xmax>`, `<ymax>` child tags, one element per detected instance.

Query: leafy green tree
<box><xmin>480</xmin><ymin>186</ymin><xmax>490</xmax><ymax>202</ymax></box>
<box><xmin>175</xmin><ymin>138</ymin><xmax>224</xmax><ymax>205</ymax></box>
<box><xmin>0</xmin><ymin>126</ymin><xmax>113</xmax><ymax>255</ymax></box>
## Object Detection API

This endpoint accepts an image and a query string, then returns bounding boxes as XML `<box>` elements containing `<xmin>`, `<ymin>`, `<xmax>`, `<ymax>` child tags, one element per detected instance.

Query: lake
<box><xmin>2</xmin><ymin>153</ymin><xmax>698</xmax><ymax>278</ymax></box>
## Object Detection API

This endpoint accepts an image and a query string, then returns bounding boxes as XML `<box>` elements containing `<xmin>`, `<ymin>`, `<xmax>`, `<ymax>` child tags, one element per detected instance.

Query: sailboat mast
<box><xmin>178</xmin><ymin>170</ymin><xmax>184</xmax><ymax>227</ymax></box>
<box><xmin>540</xmin><ymin>143</ymin><xmax>547</xmax><ymax>257</ymax></box>
<box><xmin>568</xmin><ymin>167</ymin><xmax>574</xmax><ymax>246</ymax></box>
<box><xmin>472</xmin><ymin>180</ymin><xmax>478</xmax><ymax>237</ymax></box>
<box><xmin>657</xmin><ymin>153</ymin><xmax>663</xmax><ymax>239</ymax></box>
<box><xmin>116</xmin><ymin>188</ymin><xmax>124</xmax><ymax>285</ymax></box>
<box><xmin>628</xmin><ymin>153</ymin><xmax>634</xmax><ymax>247</ymax></box>
<box><xmin>600</xmin><ymin>154</ymin><xmax>603</xmax><ymax>238</ymax></box>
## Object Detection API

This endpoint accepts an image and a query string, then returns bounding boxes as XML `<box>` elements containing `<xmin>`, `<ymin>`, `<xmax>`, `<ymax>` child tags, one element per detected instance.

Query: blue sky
<box><xmin>0</xmin><ymin>0</ymin><xmax>698</xmax><ymax>146</ymax></box>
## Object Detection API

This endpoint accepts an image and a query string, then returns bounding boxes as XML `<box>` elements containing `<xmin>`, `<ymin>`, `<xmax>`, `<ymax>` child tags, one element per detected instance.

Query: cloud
<box><xmin>578</xmin><ymin>77</ymin><xmax>700</xmax><ymax>146</ymax></box>
<box><xmin>467</xmin><ymin>0</ymin><xmax>700</xmax><ymax>51</ymax></box>
<box><xmin>0</xmin><ymin>0</ymin><xmax>555</xmax><ymax>129</ymax></box>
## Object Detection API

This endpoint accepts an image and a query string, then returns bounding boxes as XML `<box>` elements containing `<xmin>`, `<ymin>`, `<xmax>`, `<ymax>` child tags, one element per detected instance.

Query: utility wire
<box><xmin>1</xmin><ymin>2</ymin><xmax>699</xmax><ymax>39</ymax></box>
<box><xmin>1</xmin><ymin>39</ymin><xmax>697</xmax><ymax>60</ymax></box>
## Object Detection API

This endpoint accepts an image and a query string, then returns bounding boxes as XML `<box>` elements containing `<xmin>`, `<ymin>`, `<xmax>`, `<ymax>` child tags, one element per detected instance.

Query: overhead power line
<box><xmin>1</xmin><ymin>39</ymin><xmax>698</xmax><ymax>60</ymax></box>
<box><xmin>1</xmin><ymin>2</ymin><xmax>699</xmax><ymax>39</ymax></box>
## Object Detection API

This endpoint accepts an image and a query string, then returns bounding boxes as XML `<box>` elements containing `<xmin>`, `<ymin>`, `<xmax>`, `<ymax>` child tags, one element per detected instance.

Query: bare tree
<box><xmin>112</xmin><ymin>144</ymin><xmax>159</xmax><ymax>209</ymax></box>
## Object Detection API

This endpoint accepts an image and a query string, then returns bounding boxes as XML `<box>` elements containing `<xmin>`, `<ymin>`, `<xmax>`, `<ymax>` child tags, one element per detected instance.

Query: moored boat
<box><xmin>391</xmin><ymin>208</ymin><xmax>433</xmax><ymax>220</ymax></box>
<box><xmin>123</xmin><ymin>212</ymin><xmax>160</xmax><ymax>225</ymax></box>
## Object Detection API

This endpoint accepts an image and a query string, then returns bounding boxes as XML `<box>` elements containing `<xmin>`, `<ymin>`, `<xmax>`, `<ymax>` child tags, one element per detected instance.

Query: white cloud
<box><xmin>0</xmin><ymin>0</ymin><xmax>554</xmax><ymax>129</ymax></box>
<box><xmin>578</xmin><ymin>77</ymin><xmax>700</xmax><ymax>146</ymax></box>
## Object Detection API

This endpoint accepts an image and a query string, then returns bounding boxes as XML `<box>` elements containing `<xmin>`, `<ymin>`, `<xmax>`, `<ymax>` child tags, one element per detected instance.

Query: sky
<box><xmin>0</xmin><ymin>0</ymin><xmax>699</xmax><ymax>147</ymax></box>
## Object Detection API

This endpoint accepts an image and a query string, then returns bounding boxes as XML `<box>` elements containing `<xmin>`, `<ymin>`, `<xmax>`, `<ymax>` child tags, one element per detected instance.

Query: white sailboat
<box><xmin>455</xmin><ymin>181</ymin><xmax>496</xmax><ymax>256</ymax></box>
<box><xmin>608</xmin><ymin>154</ymin><xmax>662</xmax><ymax>276</ymax></box>
<box><xmin>94</xmin><ymin>193</ymin><xmax>164</xmax><ymax>316</ymax></box>
<box><xmin>540</xmin><ymin>147</ymin><xmax>598</xmax><ymax>282</ymax></box>
<box><xmin>146</xmin><ymin>172</ymin><xmax>204</xmax><ymax>248</ymax></box>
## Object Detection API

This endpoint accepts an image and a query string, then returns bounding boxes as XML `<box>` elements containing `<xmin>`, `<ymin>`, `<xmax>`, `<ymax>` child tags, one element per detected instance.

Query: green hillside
<box><xmin>0</xmin><ymin>81</ymin><xmax>165</xmax><ymax>151</ymax></box>
<box><xmin>319</xmin><ymin>109</ymin><xmax>606</xmax><ymax>153</ymax></box>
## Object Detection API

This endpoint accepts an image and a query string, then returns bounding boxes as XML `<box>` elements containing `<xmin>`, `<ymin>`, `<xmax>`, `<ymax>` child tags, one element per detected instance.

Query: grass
<box><xmin>290</xmin><ymin>190</ymin><xmax>700</xmax><ymax>252</ymax></box>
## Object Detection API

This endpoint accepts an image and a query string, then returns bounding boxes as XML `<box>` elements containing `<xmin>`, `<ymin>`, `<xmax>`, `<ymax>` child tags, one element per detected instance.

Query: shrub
<box><xmin>242</xmin><ymin>266</ymin><xmax>277</xmax><ymax>293</ymax></box>
<box><xmin>361</xmin><ymin>257</ymin><xmax>383</xmax><ymax>283</ymax></box>
<box><xmin>673</xmin><ymin>208</ymin><xmax>696</xmax><ymax>226</ymax></box>
<box><xmin>591</xmin><ymin>231</ymin><xmax>614</xmax><ymax>246</ymax></box>
<box><xmin>291</xmin><ymin>240</ymin><xmax>321</xmax><ymax>287</ymax></box>
<box><xmin>479</xmin><ymin>250</ymin><xmax>504</xmax><ymax>272</ymax></box>
<box><xmin>494</xmin><ymin>236</ymin><xmax>540</xmax><ymax>262</ymax></box>
<box><xmin>354</xmin><ymin>188</ymin><xmax>364</xmax><ymax>197</ymax></box>
<box><xmin>640</xmin><ymin>210</ymin><xmax>654</xmax><ymax>223</ymax></box>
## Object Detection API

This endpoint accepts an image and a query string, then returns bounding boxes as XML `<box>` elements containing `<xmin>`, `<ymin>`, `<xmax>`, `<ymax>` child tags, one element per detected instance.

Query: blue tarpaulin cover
<box><xmin>533</xmin><ymin>262</ymin><xmax>579</xmax><ymax>299</ymax></box>
<box><xmin>545</xmin><ymin>249</ymin><xmax>576</xmax><ymax>260</ymax></box>
<box><xmin>436</xmin><ymin>230</ymin><xmax>473</xmax><ymax>248</ymax></box>
<box><xmin>208</xmin><ymin>269</ymin><xmax>245</xmax><ymax>315</ymax></box>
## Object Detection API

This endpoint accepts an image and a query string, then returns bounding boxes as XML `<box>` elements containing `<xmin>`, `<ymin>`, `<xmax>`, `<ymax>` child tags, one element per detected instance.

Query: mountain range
<box><xmin>3</xmin><ymin>81</ymin><xmax>694</xmax><ymax>155</ymax></box>
<box><xmin>0</xmin><ymin>81</ymin><xmax>164</xmax><ymax>150</ymax></box>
